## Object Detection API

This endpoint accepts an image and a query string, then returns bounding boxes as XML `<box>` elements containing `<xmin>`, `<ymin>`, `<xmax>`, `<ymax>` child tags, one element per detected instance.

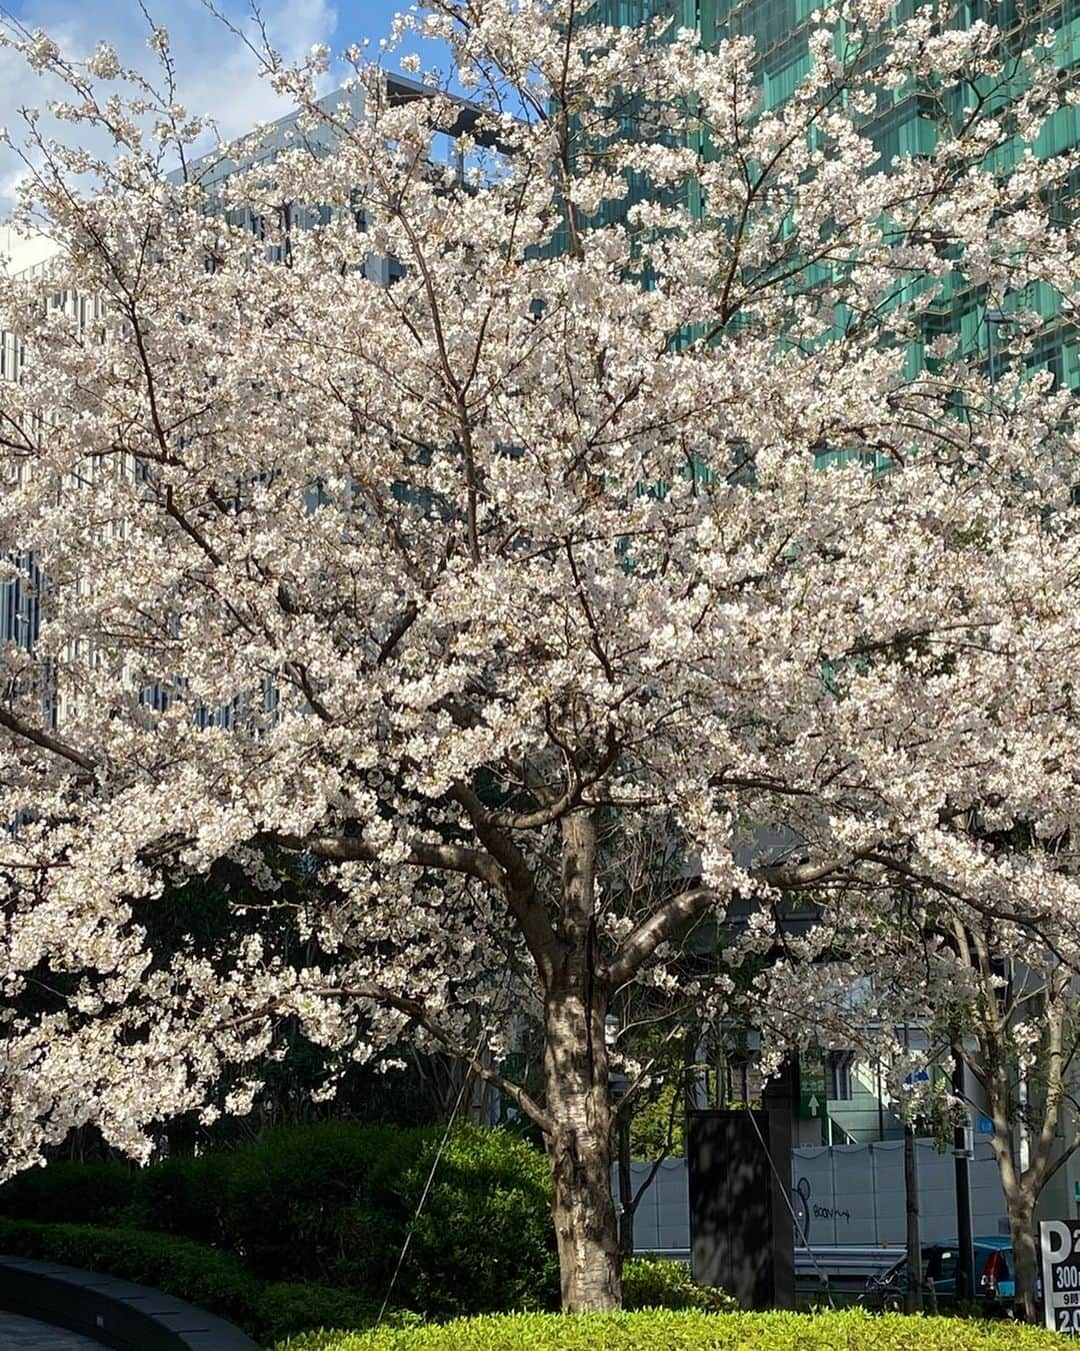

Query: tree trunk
<box><xmin>543</xmin><ymin>810</ymin><xmax>621</xmax><ymax>1312</ymax></box>
<box><xmin>544</xmin><ymin>987</ymin><xmax>621</xmax><ymax>1310</ymax></box>
<box><xmin>1007</xmin><ymin>1190</ymin><xmax>1038</xmax><ymax>1323</ymax></box>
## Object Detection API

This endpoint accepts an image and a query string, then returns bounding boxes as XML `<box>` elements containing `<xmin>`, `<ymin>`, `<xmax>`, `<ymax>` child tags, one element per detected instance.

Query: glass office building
<box><xmin>590</xmin><ymin>0</ymin><xmax>1080</xmax><ymax>388</ymax></box>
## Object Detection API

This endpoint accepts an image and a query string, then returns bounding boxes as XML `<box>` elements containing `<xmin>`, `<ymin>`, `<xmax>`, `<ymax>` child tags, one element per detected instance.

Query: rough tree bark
<box><xmin>543</xmin><ymin>809</ymin><xmax>622</xmax><ymax>1312</ymax></box>
<box><xmin>989</xmin><ymin>1108</ymin><xmax>1060</xmax><ymax>1322</ymax></box>
<box><xmin>1004</xmin><ymin>1182</ymin><xmax>1038</xmax><ymax>1324</ymax></box>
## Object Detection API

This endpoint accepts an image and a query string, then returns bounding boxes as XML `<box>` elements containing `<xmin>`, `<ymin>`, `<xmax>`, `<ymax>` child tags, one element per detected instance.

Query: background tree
<box><xmin>951</xmin><ymin>931</ymin><xmax>1079</xmax><ymax>1322</ymax></box>
<box><xmin>897</xmin><ymin>916</ymin><xmax>1080</xmax><ymax>1323</ymax></box>
<box><xmin>2</xmin><ymin>0</ymin><xmax>1080</xmax><ymax>1312</ymax></box>
<box><xmin>759</xmin><ymin>880</ymin><xmax>1080</xmax><ymax>1321</ymax></box>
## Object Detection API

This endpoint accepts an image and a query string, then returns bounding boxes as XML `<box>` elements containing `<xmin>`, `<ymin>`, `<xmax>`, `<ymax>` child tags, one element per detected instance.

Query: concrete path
<box><xmin>0</xmin><ymin>1312</ymin><xmax>106</xmax><ymax>1348</ymax></box>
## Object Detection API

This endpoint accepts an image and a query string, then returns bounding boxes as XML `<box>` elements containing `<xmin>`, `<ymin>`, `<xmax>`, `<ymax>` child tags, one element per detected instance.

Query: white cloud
<box><xmin>0</xmin><ymin>0</ymin><xmax>340</xmax><ymax>212</ymax></box>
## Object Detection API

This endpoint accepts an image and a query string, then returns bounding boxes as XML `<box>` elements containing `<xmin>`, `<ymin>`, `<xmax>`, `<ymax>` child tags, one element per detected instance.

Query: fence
<box><xmin>622</xmin><ymin>1140</ymin><xmax>1007</xmax><ymax>1254</ymax></box>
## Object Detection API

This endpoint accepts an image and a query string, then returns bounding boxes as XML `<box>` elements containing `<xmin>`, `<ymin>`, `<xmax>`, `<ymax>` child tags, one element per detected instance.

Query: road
<box><xmin>0</xmin><ymin>1312</ymin><xmax>106</xmax><ymax>1348</ymax></box>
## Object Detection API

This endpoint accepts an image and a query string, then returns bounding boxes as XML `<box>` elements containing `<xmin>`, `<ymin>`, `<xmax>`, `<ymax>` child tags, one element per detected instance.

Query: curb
<box><xmin>0</xmin><ymin>1255</ymin><xmax>260</xmax><ymax>1350</ymax></box>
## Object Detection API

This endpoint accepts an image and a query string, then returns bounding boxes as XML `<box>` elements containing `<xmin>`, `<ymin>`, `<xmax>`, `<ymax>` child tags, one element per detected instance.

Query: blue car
<box><xmin>863</xmin><ymin>1236</ymin><xmax>1016</xmax><ymax>1310</ymax></box>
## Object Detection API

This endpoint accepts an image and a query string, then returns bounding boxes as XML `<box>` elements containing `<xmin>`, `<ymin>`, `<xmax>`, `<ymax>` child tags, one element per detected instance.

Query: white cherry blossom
<box><xmin>1</xmin><ymin>0</ymin><xmax>1079</xmax><ymax>1312</ymax></box>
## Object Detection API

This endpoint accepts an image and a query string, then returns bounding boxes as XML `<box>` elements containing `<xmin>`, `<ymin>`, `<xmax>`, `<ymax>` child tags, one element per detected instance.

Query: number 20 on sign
<box><xmin>1040</xmin><ymin>1220</ymin><xmax>1080</xmax><ymax>1334</ymax></box>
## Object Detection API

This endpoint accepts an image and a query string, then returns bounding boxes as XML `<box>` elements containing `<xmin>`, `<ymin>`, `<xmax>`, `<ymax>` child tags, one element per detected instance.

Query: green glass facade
<box><xmin>591</xmin><ymin>0</ymin><xmax>1080</xmax><ymax>388</ymax></box>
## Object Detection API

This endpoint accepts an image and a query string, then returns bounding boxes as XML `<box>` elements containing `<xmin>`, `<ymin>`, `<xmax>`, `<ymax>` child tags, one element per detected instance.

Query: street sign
<box><xmin>800</xmin><ymin>1054</ymin><xmax>826</xmax><ymax>1122</ymax></box>
<box><xmin>1040</xmin><ymin>1220</ymin><xmax>1080</xmax><ymax>1334</ymax></box>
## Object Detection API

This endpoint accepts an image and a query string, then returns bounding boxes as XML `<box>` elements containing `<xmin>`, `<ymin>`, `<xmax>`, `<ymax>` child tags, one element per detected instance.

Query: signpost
<box><xmin>1040</xmin><ymin>1220</ymin><xmax>1080</xmax><ymax>1334</ymax></box>
<box><xmin>800</xmin><ymin>1055</ymin><xmax>826</xmax><ymax>1120</ymax></box>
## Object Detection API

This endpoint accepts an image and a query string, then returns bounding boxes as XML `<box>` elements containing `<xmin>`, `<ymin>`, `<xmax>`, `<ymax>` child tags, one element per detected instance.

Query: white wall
<box><xmin>791</xmin><ymin>1140</ymin><xmax>1006</xmax><ymax>1245</ymax></box>
<box><xmin>0</xmin><ymin>224</ymin><xmax>58</xmax><ymax>276</ymax></box>
<box><xmin>623</xmin><ymin>1141</ymin><xmax>1008</xmax><ymax>1254</ymax></box>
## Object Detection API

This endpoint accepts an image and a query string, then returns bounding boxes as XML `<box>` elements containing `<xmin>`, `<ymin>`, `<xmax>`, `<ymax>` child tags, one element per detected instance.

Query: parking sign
<box><xmin>1041</xmin><ymin>1220</ymin><xmax>1080</xmax><ymax>1334</ymax></box>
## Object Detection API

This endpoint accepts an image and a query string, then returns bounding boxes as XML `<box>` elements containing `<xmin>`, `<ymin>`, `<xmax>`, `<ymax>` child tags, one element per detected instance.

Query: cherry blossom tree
<box><xmin>2</xmin><ymin>0</ymin><xmax>1080</xmax><ymax>1311</ymax></box>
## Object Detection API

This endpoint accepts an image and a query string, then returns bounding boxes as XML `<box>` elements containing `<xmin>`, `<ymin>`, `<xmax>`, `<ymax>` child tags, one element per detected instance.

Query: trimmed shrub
<box><xmin>270</xmin><ymin>1309</ymin><xmax>1066</xmax><ymax>1351</ymax></box>
<box><xmin>258</xmin><ymin>1284</ymin><xmax>417</xmax><ymax>1347</ymax></box>
<box><xmin>0</xmin><ymin>1122</ymin><xmax>559</xmax><ymax>1319</ymax></box>
<box><xmin>132</xmin><ymin>1150</ymin><xmax>232</xmax><ymax>1245</ymax></box>
<box><xmin>0</xmin><ymin>1217</ymin><xmax>405</xmax><ymax>1344</ymax></box>
<box><xmin>0</xmin><ymin>1160</ymin><xmax>134</xmax><ymax>1226</ymax></box>
<box><xmin>210</xmin><ymin>1122</ymin><xmax>558</xmax><ymax>1315</ymax></box>
<box><xmin>0</xmin><ymin>1217</ymin><xmax>256</xmax><ymax>1327</ymax></box>
<box><xmin>219</xmin><ymin>1121</ymin><xmax>398</xmax><ymax>1284</ymax></box>
<box><xmin>373</xmin><ymin>1126</ymin><xmax>558</xmax><ymax>1315</ymax></box>
<box><xmin>621</xmin><ymin>1258</ymin><xmax>736</xmax><ymax>1313</ymax></box>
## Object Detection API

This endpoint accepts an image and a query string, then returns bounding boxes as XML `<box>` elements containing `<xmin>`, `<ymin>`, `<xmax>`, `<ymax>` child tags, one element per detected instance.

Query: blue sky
<box><xmin>1</xmin><ymin>0</ymin><xmax>415</xmax><ymax>59</ymax></box>
<box><xmin>340</xmin><ymin>1</ymin><xmax>416</xmax><ymax>45</ymax></box>
<box><xmin>0</xmin><ymin>0</ymin><xmax>443</xmax><ymax>206</ymax></box>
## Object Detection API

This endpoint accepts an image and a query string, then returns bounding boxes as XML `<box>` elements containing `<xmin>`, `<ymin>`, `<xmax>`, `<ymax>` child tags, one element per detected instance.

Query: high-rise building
<box><xmin>591</xmin><ymin>0</ymin><xmax>1080</xmax><ymax>388</ymax></box>
<box><xmin>589</xmin><ymin>0</ymin><xmax>1080</xmax><ymax>1209</ymax></box>
<box><xmin>0</xmin><ymin>74</ymin><xmax>487</xmax><ymax>661</ymax></box>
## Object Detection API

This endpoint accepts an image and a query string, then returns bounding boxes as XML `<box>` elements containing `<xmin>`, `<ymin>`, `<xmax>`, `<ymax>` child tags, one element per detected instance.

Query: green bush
<box><xmin>270</xmin><ymin>1309</ymin><xmax>1066</xmax><ymax>1351</ymax></box>
<box><xmin>0</xmin><ymin>1122</ymin><xmax>559</xmax><ymax>1319</ymax></box>
<box><xmin>0</xmin><ymin>1217</ymin><xmax>402</xmax><ymax>1344</ymax></box>
<box><xmin>132</xmin><ymin>1150</ymin><xmax>232</xmax><ymax>1245</ymax></box>
<box><xmin>621</xmin><ymin>1258</ymin><xmax>736</xmax><ymax>1313</ymax></box>
<box><xmin>0</xmin><ymin>1217</ymin><xmax>256</xmax><ymax>1327</ymax></box>
<box><xmin>0</xmin><ymin>1160</ymin><xmax>134</xmax><ymax>1226</ymax></box>
<box><xmin>376</xmin><ymin>1126</ymin><xmax>558</xmax><ymax>1315</ymax></box>
<box><xmin>210</xmin><ymin>1122</ymin><xmax>558</xmax><ymax>1315</ymax></box>
<box><xmin>216</xmin><ymin>1121</ymin><xmax>393</xmax><ymax>1282</ymax></box>
<box><xmin>258</xmin><ymin>1283</ymin><xmax>414</xmax><ymax>1347</ymax></box>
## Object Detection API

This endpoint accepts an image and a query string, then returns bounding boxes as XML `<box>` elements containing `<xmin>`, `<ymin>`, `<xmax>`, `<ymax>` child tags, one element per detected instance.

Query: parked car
<box><xmin>862</xmin><ymin>1236</ymin><xmax>1016</xmax><ymax>1312</ymax></box>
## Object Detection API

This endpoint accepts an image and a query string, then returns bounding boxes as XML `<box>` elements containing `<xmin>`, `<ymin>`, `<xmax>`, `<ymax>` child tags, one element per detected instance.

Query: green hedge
<box><xmin>135</xmin><ymin>1149</ymin><xmax>232</xmax><ymax>1245</ymax></box>
<box><xmin>0</xmin><ymin>1123</ymin><xmax>560</xmax><ymax>1317</ymax></box>
<box><xmin>621</xmin><ymin>1258</ymin><xmax>736</xmax><ymax>1314</ymax></box>
<box><xmin>272</xmin><ymin>1310</ymin><xmax>1065</xmax><ymax>1351</ymax></box>
<box><xmin>204</xmin><ymin>1122</ymin><xmax>559</xmax><ymax>1314</ymax></box>
<box><xmin>0</xmin><ymin>1217</ymin><xmax>406</xmax><ymax>1346</ymax></box>
<box><xmin>0</xmin><ymin>1161</ymin><xmax>136</xmax><ymax>1227</ymax></box>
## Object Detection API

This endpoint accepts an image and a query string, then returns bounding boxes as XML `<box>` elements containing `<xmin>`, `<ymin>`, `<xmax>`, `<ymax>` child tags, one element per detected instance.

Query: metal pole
<box><xmin>953</xmin><ymin>1043</ymin><xmax>975</xmax><ymax>1303</ymax></box>
<box><xmin>877</xmin><ymin>1062</ymin><xmax>886</xmax><ymax>1142</ymax></box>
<box><xmin>986</xmin><ymin>307</ymin><xmax>1009</xmax><ymax>391</ymax></box>
<box><xmin>900</xmin><ymin>1022</ymin><xmax>923</xmax><ymax>1313</ymax></box>
<box><xmin>616</xmin><ymin>1106</ymin><xmax>634</xmax><ymax>1258</ymax></box>
<box><xmin>904</xmin><ymin>1124</ymin><xmax>923</xmax><ymax>1313</ymax></box>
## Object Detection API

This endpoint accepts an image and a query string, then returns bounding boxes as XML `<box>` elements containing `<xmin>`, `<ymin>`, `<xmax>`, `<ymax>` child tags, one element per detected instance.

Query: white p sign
<box><xmin>1041</xmin><ymin>1220</ymin><xmax>1080</xmax><ymax>1334</ymax></box>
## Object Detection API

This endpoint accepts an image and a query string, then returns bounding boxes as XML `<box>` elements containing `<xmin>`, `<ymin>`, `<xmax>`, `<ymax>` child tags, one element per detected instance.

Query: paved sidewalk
<box><xmin>0</xmin><ymin>1312</ymin><xmax>106</xmax><ymax>1348</ymax></box>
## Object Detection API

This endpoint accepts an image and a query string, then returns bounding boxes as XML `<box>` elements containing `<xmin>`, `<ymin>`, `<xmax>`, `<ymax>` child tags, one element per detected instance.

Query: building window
<box><xmin>827</xmin><ymin>1051</ymin><xmax>855</xmax><ymax>1101</ymax></box>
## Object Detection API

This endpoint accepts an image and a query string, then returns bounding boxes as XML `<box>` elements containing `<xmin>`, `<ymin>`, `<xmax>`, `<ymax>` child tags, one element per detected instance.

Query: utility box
<box><xmin>687</xmin><ymin>1073</ymin><xmax>796</xmax><ymax>1309</ymax></box>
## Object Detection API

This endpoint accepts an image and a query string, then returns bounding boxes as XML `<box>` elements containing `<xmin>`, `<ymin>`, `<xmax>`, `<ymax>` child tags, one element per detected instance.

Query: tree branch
<box><xmin>605</xmin><ymin>889</ymin><xmax>715</xmax><ymax>988</ymax></box>
<box><xmin>224</xmin><ymin>979</ymin><xmax>554</xmax><ymax>1133</ymax></box>
<box><xmin>630</xmin><ymin>1076</ymin><xmax>684</xmax><ymax>1212</ymax></box>
<box><xmin>333</xmin><ymin>982</ymin><xmax>554</xmax><ymax>1132</ymax></box>
<box><xmin>273</xmin><ymin>830</ymin><xmax>504</xmax><ymax>888</ymax></box>
<box><xmin>449</xmin><ymin>783</ymin><xmax>559</xmax><ymax>983</ymax></box>
<box><xmin>604</xmin><ymin>858</ymin><xmax>848</xmax><ymax>987</ymax></box>
<box><xmin>0</xmin><ymin>707</ymin><xmax>98</xmax><ymax>773</ymax></box>
<box><xmin>1038</xmin><ymin>1137</ymin><xmax>1080</xmax><ymax>1190</ymax></box>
